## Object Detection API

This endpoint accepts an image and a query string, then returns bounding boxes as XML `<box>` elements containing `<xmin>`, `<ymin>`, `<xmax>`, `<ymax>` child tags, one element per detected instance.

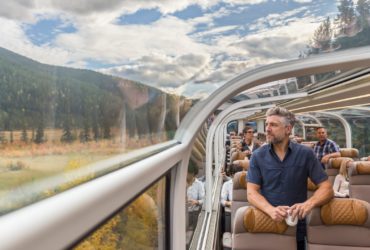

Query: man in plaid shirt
<box><xmin>313</xmin><ymin>127</ymin><xmax>341</xmax><ymax>169</ymax></box>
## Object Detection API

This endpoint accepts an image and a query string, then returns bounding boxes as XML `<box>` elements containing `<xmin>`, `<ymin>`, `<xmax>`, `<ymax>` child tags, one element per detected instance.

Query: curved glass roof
<box><xmin>1</xmin><ymin>0</ymin><xmax>369</xmax><ymax>99</ymax></box>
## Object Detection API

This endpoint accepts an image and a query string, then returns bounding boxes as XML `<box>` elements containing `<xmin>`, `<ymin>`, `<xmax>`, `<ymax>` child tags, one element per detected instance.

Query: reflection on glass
<box><xmin>305</xmin><ymin>127</ymin><xmax>317</xmax><ymax>142</ymax></box>
<box><xmin>0</xmin><ymin>49</ymin><xmax>193</xmax><ymax>213</ymax></box>
<box><xmin>74</xmin><ymin>176</ymin><xmax>167</xmax><ymax>250</ymax></box>
<box><xmin>293</xmin><ymin>123</ymin><xmax>303</xmax><ymax>138</ymax></box>
<box><xmin>186</xmin><ymin>160</ymin><xmax>204</xmax><ymax>248</ymax></box>
<box><xmin>297</xmin><ymin>115</ymin><xmax>319</xmax><ymax>125</ymax></box>
<box><xmin>186</xmin><ymin>125</ymin><xmax>207</xmax><ymax>248</ymax></box>
<box><xmin>345</xmin><ymin>116</ymin><xmax>370</xmax><ymax>157</ymax></box>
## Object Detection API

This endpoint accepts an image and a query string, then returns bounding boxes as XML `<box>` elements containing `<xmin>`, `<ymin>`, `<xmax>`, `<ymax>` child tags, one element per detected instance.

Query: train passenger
<box><xmin>241</xmin><ymin>126</ymin><xmax>261</xmax><ymax>159</ymax></box>
<box><xmin>221</xmin><ymin>164</ymin><xmax>245</xmax><ymax>208</ymax></box>
<box><xmin>187</xmin><ymin>162</ymin><xmax>205</xmax><ymax>230</ymax></box>
<box><xmin>221</xmin><ymin>177</ymin><xmax>233</xmax><ymax>208</ymax></box>
<box><xmin>333</xmin><ymin>157</ymin><xmax>352</xmax><ymax>198</ymax></box>
<box><xmin>247</xmin><ymin>107</ymin><xmax>333</xmax><ymax>250</ymax></box>
<box><xmin>313</xmin><ymin>127</ymin><xmax>341</xmax><ymax>169</ymax></box>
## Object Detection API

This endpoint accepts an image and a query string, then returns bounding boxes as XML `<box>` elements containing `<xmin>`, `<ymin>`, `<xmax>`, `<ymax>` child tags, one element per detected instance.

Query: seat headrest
<box><xmin>231</xmin><ymin>136</ymin><xmax>242</xmax><ymax>140</ymax></box>
<box><xmin>357</xmin><ymin>161</ymin><xmax>370</xmax><ymax>174</ymax></box>
<box><xmin>321</xmin><ymin>199</ymin><xmax>369</xmax><ymax>226</ymax></box>
<box><xmin>231</xmin><ymin>151</ymin><xmax>247</xmax><ymax>161</ymax></box>
<box><xmin>233</xmin><ymin>171</ymin><xmax>247</xmax><ymax>189</ymax></box>
<box><xmin>307</xmin><ymin>178</ymin><xmax>318</xmax><ymax>191</ymax></box>
<box><xmin>327</xmin><ymin>157</ymin><xmax>353</xmax><ymax>169</ymax></box>
<box><xmin>340</xmin><ymin>148</ymin><xmax>359</xmax><ymax>158</ymax></box>
<box><xmin>233</xmin><ymin>159</ymin><xmax>250</xmax><ymax>170</ymax></box>
<box><xmin>243</xmin><ymin>207</ymin><xmax>288</xmax><ymax>234</ymax></box>
<box><xmin>302</xmin><ymin>142</ymin><xmax>314</xmax><ymax>148</ymax></box>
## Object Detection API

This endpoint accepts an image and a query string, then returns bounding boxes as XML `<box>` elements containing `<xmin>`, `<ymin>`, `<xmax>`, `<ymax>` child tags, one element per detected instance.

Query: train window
<box><xmin>317</xmin><ymin>117</ymin><xmax>346</xmax><ymax>148</ymax></box>
<box><xmin>187</xmin><ymin>126</ymin><xmax>207</xmax><ymax>248</ymax></box>
<box><xmin>0</xmin><ymin>59</ymin><xmax>191</xmax><ymax>212</ymax></box>
<box><xmin>73</xmin><ymin>176</ymin><xmax>168</xmax><ymax>250</ymax></box>
<box><xmin>227</xmin><ymin>121</ymin><xmax>238</xmax><ymax>135</ymax></box>
<box><xmin>293</xmin><ymin>123</ymin><xmax>304</xmax><ymax>139</ymax></box>
<box><xmin>339</xmin><ymin>107</ymin><xmax>370</xmax><ymax>156</ymax></box>
<box><xmin>296</xmin><ymin>115</ymin><xmax>319</xmax><ymax>125</ymax></box>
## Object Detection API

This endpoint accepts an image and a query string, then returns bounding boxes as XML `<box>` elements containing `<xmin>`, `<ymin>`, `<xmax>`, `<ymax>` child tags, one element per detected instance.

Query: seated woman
<box><xmin>333</xmin><ymin>157</ymin><xmax>353</xmax><ymax>198</ymax></box>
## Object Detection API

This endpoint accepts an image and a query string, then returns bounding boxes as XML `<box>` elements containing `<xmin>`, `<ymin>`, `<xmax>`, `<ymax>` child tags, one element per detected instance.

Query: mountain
<box><xmin>0</xmin><ymin>47</ymin><xmax>192</xmax><ymax>144</ymax></box>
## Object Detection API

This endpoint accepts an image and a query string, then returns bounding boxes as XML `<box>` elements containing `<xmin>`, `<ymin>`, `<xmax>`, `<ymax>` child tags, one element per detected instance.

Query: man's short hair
<box><xmin>315</xmin><ymin>126</ymin><xmax>326</xmax><ymax>131</ymax></box>
<box><xmin>266</xmin><ymin>107</ymin><xmax>296</xmax><ymax>127</ymax></box>
<box><xmin>243</xmin><ymin>126</ymin><xmax>254</xmax><ymax>134</ymax></box>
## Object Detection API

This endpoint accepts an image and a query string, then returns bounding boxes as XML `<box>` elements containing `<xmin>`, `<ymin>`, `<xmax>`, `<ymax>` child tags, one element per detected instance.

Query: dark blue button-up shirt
<box><xmin>247</xmin><ymin>141</ymin><xmax>328</xmax><ymax>206</ymax></box>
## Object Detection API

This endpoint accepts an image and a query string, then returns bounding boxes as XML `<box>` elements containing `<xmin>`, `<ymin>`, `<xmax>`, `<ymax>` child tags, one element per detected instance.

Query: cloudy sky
<box><xmin>0</xmin><ymin>0</ymin><xmax>339</xmax><ymax>98</ymax></box>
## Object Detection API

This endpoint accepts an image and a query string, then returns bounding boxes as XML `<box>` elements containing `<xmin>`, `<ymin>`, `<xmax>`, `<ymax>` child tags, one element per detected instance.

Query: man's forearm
<box><xmin>307</xmin><ymin>181</ymin><xmax>333</xmax><ymax>207</ymax></box>
<box><xmin>247</xmin><ymin>189</ymin><xmax>274</xmax><ymax>214</ymax></box>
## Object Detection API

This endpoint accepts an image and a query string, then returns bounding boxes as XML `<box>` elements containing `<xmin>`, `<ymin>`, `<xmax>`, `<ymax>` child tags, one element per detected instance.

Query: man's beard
<box><xmin>267</xmin><ymin>134</ymin><xmax>285</xmax><ymax>144</ymax></box>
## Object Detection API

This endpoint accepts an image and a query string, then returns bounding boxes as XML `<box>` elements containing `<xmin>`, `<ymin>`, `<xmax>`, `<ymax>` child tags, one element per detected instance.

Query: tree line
<box><xmin>308</xmin><ymin>0</ymin><xmax>370</xmax><ymax>55</ymax></box>
<box><xmin>0</xmin><ymin>47</ymin><xmax>192</xmax><ymax>145</ymax></box>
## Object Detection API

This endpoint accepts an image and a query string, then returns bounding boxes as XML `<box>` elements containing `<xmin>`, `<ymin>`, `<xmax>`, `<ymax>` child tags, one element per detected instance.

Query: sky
<box><xmin>0</xmin><ymin>0</ymin><xmax>339</xmax><ymax>98</ymax></box>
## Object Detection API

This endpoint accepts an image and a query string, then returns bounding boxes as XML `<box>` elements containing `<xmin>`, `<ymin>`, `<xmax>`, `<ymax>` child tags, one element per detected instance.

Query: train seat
<box><xmin>231</xmin><ymin>151</ymin><xmax>247</xmax><ymax>162</ymax></box>
<box><xmin>302</xmin><ymin>141</ymin><xmax>315</xmax><ymax>148</ymax></box>
<box><xmin>232</xmin><ymin>171</ymin><xmax>249</xmax><ymax>228</ymax></box>
<box><xmin>327</xmin><ymin>157</ymin><xmax>353</xmax><ymax>184</ymax></box>
<box><xmin>232</xmin><ymin>206</ymin><xmax>297</xmax><ymax>250</ymax></box>
<box><xmin>339</xmin><ymin>148</ymin><xmax>359</xmax><ymax>159</ymax></box>
<box><xmin>349</xmin><ymin>161</ymin><xmax>370</xmax><ymax>203</ymax></box>
<box><xmin>307</xmin><ymin>198</ymin><xmax>370</xmax><ymax>249</ymax></box>
<box><xmin>307</xmin><ymin>178</ymin><xmax>318</xmax><ymax>198</ymax></box>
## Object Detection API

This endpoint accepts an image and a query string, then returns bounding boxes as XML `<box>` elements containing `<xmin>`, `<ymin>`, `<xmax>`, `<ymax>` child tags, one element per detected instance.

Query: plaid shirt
<box><xmin>313</xmin><ymin>139</ymin><xmax>340</xmax><ymax>164</ymax></box>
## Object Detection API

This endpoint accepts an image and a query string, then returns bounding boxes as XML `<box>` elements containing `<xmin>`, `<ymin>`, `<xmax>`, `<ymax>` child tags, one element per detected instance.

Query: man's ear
<box><xmin>286</xmin><ymin>124</ymin><xmax>293</xmax><ymax>135</ymax></box>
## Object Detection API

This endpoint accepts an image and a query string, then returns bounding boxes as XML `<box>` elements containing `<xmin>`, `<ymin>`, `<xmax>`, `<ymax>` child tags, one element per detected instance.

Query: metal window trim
<box><xmin>0</xmin><ymin>142</ymin><xmax>187</xmax><ymax>250</ymax></box>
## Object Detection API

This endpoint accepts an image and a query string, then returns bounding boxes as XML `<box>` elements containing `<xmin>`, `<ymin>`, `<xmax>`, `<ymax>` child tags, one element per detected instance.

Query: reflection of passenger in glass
<box><xmin>186</xmin><ymin>162</ymin><xmax>205</xmax><ymax>230</ymax></box>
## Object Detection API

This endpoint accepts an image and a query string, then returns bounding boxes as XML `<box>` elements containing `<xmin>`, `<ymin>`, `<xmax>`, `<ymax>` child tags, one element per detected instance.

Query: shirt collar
<box><xmin>268</xmin><ymin>140</ymin><xmax>294</xmax><ymax>151</ymax></box>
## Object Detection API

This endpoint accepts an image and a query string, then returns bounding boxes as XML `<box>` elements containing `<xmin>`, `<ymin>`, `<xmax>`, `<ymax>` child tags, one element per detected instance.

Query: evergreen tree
<box><xmin>356</xmin><ymin>0</ymin><xmax>370</xmax><ymax>28</ymax></box>
<box><xmin>336</xmin><ymin>0</ymin><xmax>356</xmax><ymax>35</ymax></box>
<box><xmin>34</xmin><ymin>120</ymin><xmax>44</xmax><ymax>144</ymax></box>
<box><xmin>312</xmin><ymin>17</ymin><xmax>334</xmax><ymax>52</ymax></box>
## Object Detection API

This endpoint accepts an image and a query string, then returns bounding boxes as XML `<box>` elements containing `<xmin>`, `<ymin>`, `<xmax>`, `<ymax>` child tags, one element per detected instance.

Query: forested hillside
<box><xmin>0</xmin><ymin>47</ymin><xmax>192</xmax><ymax>145</ymax></box>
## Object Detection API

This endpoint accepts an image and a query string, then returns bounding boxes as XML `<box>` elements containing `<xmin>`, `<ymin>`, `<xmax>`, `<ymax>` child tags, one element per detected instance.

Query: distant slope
<box><xmin>0</xmin><ymin>47</ymin><xmax>192</xmax><ymax>144</ymax></box>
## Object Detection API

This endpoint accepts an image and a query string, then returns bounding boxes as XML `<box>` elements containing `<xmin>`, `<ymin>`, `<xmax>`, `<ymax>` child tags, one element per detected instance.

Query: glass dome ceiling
<box><xmin>1</xmin><ymin>0</ymin><xmax>369</xmax><ymax>100</ymax></box>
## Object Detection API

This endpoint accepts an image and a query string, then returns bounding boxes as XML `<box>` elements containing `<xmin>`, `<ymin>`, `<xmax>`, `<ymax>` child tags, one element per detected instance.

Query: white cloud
<box><xmin>0</xmin><ymin>17</ymin><xmax>77</xmax><ymax>67</ymax></box>
<box><xmin>234</xmin><ymin>17</ymin><xmax>320</xmax><ymax>62</ymax></box>
<box><xmin>101</xmin><ymin>53</ymin><xmax>210</xmax><ymax>87</ymax></box>
<box><xmin>0</xmin><ymin>1</ymin><xmax>327</xmax><ymax>97</ymax></box>
<box><xmin>293</xmin><ymin>0</ymin><xmax>312</xmax><ymax>3</ymax></box>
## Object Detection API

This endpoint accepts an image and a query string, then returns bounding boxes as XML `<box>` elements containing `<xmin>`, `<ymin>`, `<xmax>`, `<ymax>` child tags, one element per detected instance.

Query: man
<box><xmin>247</xmin><ymin>107</ymin><xmax>333</xmax><ymax>250</ymax></box>
<box><xmin>241</xmin><ymin>126</ymin><xmax>260</xmax><ymax>159</ymax></box>
<box><xmin>313</xmin><ymin>127</ymin><xmax>341</xmax><ymax>168</ymax></box>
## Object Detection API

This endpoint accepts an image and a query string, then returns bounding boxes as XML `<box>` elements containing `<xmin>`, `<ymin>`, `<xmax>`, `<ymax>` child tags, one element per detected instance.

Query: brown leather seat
<box><xmin>307</xmin><ymin>198</ymin><xmax>370</xmax><ymax>249</ymax></box>
<box><xmin>307</xmin><ymin>178</ymin><xmax>318</xmax><ymax>198</ymax></box>
<box><xmin>340</xmin><ymin>148</ymin><xmax>359</xmax><ymax>158</ymax></box>
<box><xmin>349</xmin><ymin>161</ymin><xmax>370</xmax><ymax>203</ymax></box>
<box><xmin>231</xmin><ymin>171</ymin><xmax>249</xmax><ymax>231</ymax></box>
<box><xmin>233</xmin><ymin>206</ymin><xmax>297</xmax><ymax>250</ymax></box>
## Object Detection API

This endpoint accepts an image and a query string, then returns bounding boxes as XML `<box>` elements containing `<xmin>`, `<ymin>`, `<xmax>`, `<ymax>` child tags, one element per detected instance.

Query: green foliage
<box><xmin>311</xmin><ymin>17</ymin><xmax>333</xmax><ymax>52</ymax></box>
<box><xmin>0</xmin><ymin>46</ymin><xmax>192</xmax><ymax>146</ymax></box>
<box><xmin>306</xmin><ymin>0</ymin><xmax>370</xmax><ymax>56</ymax></box>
